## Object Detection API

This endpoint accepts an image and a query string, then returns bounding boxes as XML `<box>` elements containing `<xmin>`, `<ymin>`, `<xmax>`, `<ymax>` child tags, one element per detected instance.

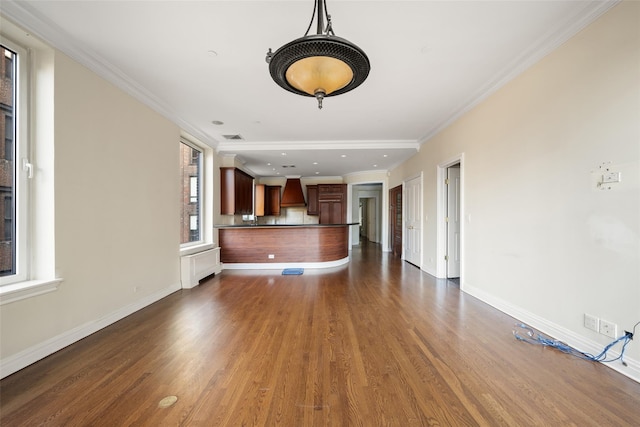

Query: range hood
<box><xmin>280</xmin><ymin>177</ymin><xmax>306</xmax><ymax>207</ymax></box>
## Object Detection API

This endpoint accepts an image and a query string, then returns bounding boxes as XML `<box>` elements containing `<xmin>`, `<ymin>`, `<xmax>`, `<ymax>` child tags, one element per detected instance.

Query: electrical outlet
<box><xmin>584</xmin><ymin>314</ymin><xmax>599</xmax><ymax>332</ymax></box>
<box><xmin>600</xmin><ymin>319</ymin><xmax>617</xmax><ymax>338</ymax></box>
<box><xmin>268</xmin><ymin>254</ymin><xmax>275</xmax><ymax>259</ymax></box>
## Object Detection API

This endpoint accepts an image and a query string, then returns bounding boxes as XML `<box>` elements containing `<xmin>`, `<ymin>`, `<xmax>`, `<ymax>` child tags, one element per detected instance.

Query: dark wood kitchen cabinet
<box><xmin>318</xmin><ymin>184</ymin><xmax>346</xmax><ymax>224</ymax></box>
<box><xmin>220</xmin><ymin>167</ymin><xmax>254</xmax><ymax>215</ymax></box>
<box><xmin>266</xmin><ymin>185</ymin><xmax>282</xmax><ymax>216</ymax></box>
<box><xmin>306</xmin><ymin>185</ymin><xmax>318</xmax><ymax>215</ymax></box>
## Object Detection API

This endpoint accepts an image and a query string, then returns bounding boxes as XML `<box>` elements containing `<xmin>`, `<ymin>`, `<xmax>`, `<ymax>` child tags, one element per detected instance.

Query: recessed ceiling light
<box><xmin>281</xmin><ymin>152</ymin><xmax>287</xmax><ymax>156</ymax></box>
<box><xmin>211</xmin><ymin>120</ymin><xmax>224</xmax><ymax>125</ymax></box>
<box><xmin>383</xmin><ymin>154</ymin><xmax>388</xmax><ymax>158</ymax></box>
<box><xmin>267</xmin><ymin>162</ymin><xmax>271</xmax><ymax>166</ymax></box>
<box><xmin>313</xmin><ymin>162</ymin><xmax>318</xmax><ymax>165</ymax></box>
<box><xmin>315</xmin><ymin>171</ymin><xmax>320</xmax><ymax>175</ymax></box>
<box><xmin>373</xmin><ymin>164</ymin><xmax>378</xmax><ymax>167</ymax></box>
<box><xmin>341</xmin><ymin>154</ymin><xmax>347</xmax><ymax>158</ymax></box>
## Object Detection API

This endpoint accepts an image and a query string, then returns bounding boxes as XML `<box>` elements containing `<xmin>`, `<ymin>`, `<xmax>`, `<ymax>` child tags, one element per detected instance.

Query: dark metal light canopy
<box><xmin>266</xmin><ymin>0</ymin><xmax>370</xmax><ymax>109</ymax></box>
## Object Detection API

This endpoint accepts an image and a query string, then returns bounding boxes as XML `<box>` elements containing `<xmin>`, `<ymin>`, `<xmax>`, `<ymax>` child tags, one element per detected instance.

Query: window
<box><xmin>189</xmin><ymin>176</ymin><xmax>198</xmax><ymax>204</ymax></box>
<box><xmin>3</xmin><ymin>196</ymin><xmax>12</xmax><ymax>242</ymax></box>
<box><xmin>4</xmin><ymin>114</ymin><xmax>12</xmax><ymax>160</ymax></box>
<box><xmin>180</xmin><ymin>140</ymin><xmax>202</xmax><ymax>244</ymax></box>
<box><xmin>0</xmin><ymin>26</ymin><xmax>60</xmax><ymax>303</ymax></box>
<box><xmin>4</xmin><ymin>48</ymin><xmax>12</xmax><ymax>80</ymax></box>
<box><xmin>189</xmin><ymin>214</ymin><xmax>199</xmax><ymax>241</ymax></box>
<box><xmin>0</xmin><ymin>42</ymin><xmax>26</xmax><ymax>283</ymax></box>
<box><xmin>190</xmin><ymin>147</ymin><xmax>199</xmax><ymax>165</ymax></box>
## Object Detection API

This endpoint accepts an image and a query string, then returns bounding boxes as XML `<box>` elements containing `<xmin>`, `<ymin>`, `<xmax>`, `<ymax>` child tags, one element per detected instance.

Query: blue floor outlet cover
<box><xmin>282</xmin><ymin>268</ymin><xmax>304</xmax><ymax>275</ymax></box>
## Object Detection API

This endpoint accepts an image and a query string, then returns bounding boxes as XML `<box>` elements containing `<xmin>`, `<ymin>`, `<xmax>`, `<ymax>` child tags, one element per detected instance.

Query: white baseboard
<box><xmin>462</xmin><ymin>282</ymin><xmax>640</xmax><ymax>384</ymax></box>
<box><xmin>0</xmin><ymin>282</ymin><xmax>181</xmax><ymax>379</ymax></box>
<box><xmin>222</xmin><ymin>257</ymin><xmax>350</xmax><ymax>270</ymax></box>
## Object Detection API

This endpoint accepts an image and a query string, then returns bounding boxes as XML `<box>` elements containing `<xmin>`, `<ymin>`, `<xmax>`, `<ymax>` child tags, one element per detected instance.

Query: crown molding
<box><xmin>216</xmin><ymin>140</ymin><xmax>420</xmax><ymax>153</ymax></box>
<box><xmin>419</xmin><ymin>0</ymin><xmax>621</xmax><ymax>145</ymax></box>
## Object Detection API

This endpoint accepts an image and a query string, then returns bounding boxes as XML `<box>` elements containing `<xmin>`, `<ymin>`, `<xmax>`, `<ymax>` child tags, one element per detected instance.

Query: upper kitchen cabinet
<box><xmin>220</xmin><ymin>167</ymin><xmax>254</xmax><ymax>215</ymax></box>
<box><xmin>255</xmin><ymin>184</ymin><xmax>282</xmax><ymax>216</ymax></box>
<box><xmin>266</xmin><ymin>185</ymin><xmax>282</xmax><ymax>216</ymax></box>
<box><xmin>306</xmin><ymin>185</ymin><xmax>318</xmax><ymax>215</ymax></box>
<box><xmin>318</xmin><ymin>184</ymin><xmax>347</xmax><ymax>224</ymax></box>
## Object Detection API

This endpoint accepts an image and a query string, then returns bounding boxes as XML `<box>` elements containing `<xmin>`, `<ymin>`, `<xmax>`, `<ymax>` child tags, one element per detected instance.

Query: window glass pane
<box><xmin>180</xmin><ymin>141</ymin><xmax>201</xmax><ymax>244</ymax></box>
<box><xmin>189</xmin><ymin>176</ymin><xmax>198</xmax><ymax>203</ymax></box>
<box><xmin>1</xmin><ymin>45</ymin><xmax>16</xmax><ymax>276</ymax></box>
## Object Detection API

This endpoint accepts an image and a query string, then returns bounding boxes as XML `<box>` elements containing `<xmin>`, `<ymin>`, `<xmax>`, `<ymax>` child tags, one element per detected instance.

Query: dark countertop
<box><xmin>215</xmin><ymin>223</ymin><xmax>358</xmax><ymax>229</ymax></box>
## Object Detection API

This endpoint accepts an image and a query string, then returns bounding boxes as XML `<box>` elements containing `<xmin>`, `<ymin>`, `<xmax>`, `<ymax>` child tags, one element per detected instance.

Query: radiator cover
<box><xmin>180</xmin><ymin>248</ymin><xmax>222</xmax><ymax>289</ymax></box>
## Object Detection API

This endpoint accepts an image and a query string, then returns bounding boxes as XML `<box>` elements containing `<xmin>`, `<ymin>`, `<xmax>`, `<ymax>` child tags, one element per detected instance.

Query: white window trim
<box><xmin>0</xmin><ymin>20</ymin><xmax>61</xmax><ymax>303</ymax></box>
<box><xmin>0</xmin><ymin>278</ymin><xmax>62</xmax><ymax>305</ymax></box>
<box><xmin>0</xmin><ymin>36</ymin><xmax>28</xmax><ymax>286</ymax></box>
<box><xmin>180</xmin><ymin>136</ymin><xmax>211</xmax><ymax>249</ymax></box>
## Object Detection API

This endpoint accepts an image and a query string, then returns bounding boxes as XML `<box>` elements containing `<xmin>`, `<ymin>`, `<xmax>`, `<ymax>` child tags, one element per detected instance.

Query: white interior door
<box><xmin>404</xmin><ymin>176</ymin><xmax>421</xmax><ymax>266</ymax></box>
<box><xmin>446</xmin><ymin>166</ymin><xmax>461</xmax><ymax>278</ymax></box>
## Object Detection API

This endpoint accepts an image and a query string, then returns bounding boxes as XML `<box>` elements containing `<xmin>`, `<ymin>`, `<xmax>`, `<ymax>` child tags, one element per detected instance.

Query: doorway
<box><xmin>359</xmin><ymin>198</ymin><xmax>377</xmax><ymax>242</ymax></box>
<box><xmin>436</xmin><ymin>156</ymin><xmax>464</xmax><ymax>281</ymax></box>
<box><xmin>352</xmin><ymin>184</ymin><xmax>383</xmax><ymax>247</ymax></box>
<box><xmin>446</xmin><ymin>165</ymin><xmax>461</xmax><ymax>278</ymax></box>
<box><xmin>389</xmin><ymin>185</ymin><xmax>402</xmax><ymax>257</ymax></box>
<box><xmin>404</xmin><ymin>175</ymin><xmax>422</xmax><ymax>267</ymax></box>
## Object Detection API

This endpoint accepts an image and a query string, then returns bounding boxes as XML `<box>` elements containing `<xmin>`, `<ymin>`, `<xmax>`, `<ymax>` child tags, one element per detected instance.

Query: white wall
<box><xmin>0</xmin><ymin>45</ymin><xmax>182</xmax><ymax>375</ymax></box>
<box><xmin>390</xmin><ymin>1</ymin><xmax>640</xmax><ymax>380</ymax></box>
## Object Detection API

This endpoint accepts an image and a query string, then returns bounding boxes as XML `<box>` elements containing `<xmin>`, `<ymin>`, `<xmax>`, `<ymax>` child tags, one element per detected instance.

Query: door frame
<box><xmin>436</xmin><ymin>154</ymin><xmax>465</xmax><ymax>283</ymax></box>
<box><xmin>403</xmin><ymin>173</ymin><xmax>423</xmax><ymax>267</ymax></box>
<box><xmin>349</xmin><ymin>183</ymin><xmax>386</xmax><ymax>250</ymax></box>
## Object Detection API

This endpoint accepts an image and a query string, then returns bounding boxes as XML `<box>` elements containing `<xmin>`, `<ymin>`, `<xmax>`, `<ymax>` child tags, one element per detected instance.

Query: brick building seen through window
<box><xmin>180</xmin><ymin>142</ymin><xmax>201</xmax><ymax>244</ymax></box>
<box><xmin>0</xmin><ymin>46</ymin><xmax>15</xmax><ymax>275</ymax></box>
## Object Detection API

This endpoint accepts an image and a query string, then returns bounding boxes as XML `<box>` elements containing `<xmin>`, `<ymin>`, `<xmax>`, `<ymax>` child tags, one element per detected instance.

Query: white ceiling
<box><xmin>1</xmin><ymin>0</ymin><xmax>615</xmax><ymax>178</ymax></box>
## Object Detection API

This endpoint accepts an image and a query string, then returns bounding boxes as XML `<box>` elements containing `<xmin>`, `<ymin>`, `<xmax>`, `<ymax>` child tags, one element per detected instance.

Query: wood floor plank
<box><xmin>1</xmin><ymin>240</ymin><xmax>639</xmax><ymax>426</ymax></box>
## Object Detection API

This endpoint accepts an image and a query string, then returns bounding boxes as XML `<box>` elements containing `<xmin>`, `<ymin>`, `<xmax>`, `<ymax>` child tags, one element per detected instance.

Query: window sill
<box><xmin>0</xmin><ymin>278</ymin><xmax>63</xmax><ymax>306</ymax></box>
<box><xmin>180</xmin><ymin>242</ymin><xmax>215</xmax><ymax>257</ymax></box>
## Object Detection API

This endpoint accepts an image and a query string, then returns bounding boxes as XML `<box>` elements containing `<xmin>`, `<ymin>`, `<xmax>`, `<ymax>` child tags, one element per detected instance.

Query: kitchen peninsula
<box><xmin>217</xmin><ymin>223</ymin><xmax>357</xmax><ymax>269</ymax></box>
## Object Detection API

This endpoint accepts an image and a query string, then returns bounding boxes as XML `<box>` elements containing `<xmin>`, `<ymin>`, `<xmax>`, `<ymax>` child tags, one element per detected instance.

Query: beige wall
<box><xmin>390</xmin><ymin>1</ymin><xmax>640</xmax><ymax>378</ymax></box>
<box><xmin>0</xmin><ymin>47</ymin><xmax>182</xmax><ymax>366</ymax></box>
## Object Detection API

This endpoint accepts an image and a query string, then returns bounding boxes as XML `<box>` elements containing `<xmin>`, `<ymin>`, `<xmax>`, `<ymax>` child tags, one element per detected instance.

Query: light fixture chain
<box><xmin>317</xmin><ymin>0</ymin><xmax>325</xmax><ymax>35</ymax></box>
<box><xmin>303</xmin><ymin>0</ymin><xmax>318</xmax><ymax>36</ymax></box>
<box><xmin>323</xmin><ymin>0</ymin><xmax>334</xmax><ymax>35</ymax></box>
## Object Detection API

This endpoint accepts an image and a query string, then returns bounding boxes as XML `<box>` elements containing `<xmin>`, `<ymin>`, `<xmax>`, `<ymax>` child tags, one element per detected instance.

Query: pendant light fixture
<box><xmin>266</xmin><ymin>0</ymin><xmax>370</xmax><ymax>109</ymax></box>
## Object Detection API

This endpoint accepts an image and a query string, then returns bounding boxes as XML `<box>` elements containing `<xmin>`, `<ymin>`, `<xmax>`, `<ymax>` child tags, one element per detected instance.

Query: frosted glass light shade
<box><xmin>267</xmin><ymin>34</ymin><xmax>370</xmax><ymax>108</ymax></box>
<box><xmin>285</xmin><ymin>56</ymin><xmax>353</xmax><ymax>96</ymax></box>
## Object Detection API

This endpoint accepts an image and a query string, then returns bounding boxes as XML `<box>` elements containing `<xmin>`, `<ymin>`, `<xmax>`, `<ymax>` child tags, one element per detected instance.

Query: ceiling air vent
<box><xmin>222</xmin><ymin>134</ymin><xmax>243</xmax><ymax>140</ymax></box>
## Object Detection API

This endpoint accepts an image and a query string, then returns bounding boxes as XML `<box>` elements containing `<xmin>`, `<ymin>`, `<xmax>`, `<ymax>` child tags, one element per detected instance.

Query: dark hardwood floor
<box><xmin>1</xmin><ymin>241</ymin><xmax>639</xmax><ymax>426</ymax></box>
